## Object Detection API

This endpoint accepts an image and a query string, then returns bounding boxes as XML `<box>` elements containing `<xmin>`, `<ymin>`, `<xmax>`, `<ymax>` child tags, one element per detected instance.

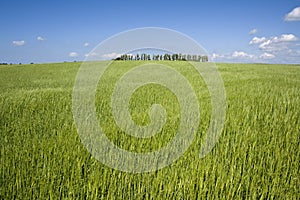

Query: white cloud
<box><xmin>84</xmin><ymin>52</ymin><xmax>124</xmax><ymax>60</ymax></box>
<box><xmin>259</xmin><ymin>40</ymin><xmax>273</xmax><ymax>50</ymax></box>
<box><xmin>277</xmin><ymin>34</ymin><xmax>298</xmax><ymax>42</ymax></box>
<box><xmin>284</xmin><ymin>7</ymin><xmax>300</xmax><ymax>21</ymax></box>
<box><xmin>101</xmin><ymin>52</ymin><xmax>121</xmax><ymax>59</ymax></box>
<box><xmin>12</xmin><ymin>40</ymin><xmax>25</xmax><ymax>46</ymax></box>
<box><xmin>249</xmin><ymin>37</ymin><xmax>266</xmax><ymax>44</ymax></box>
<box><xmin>249</xmin><ymin>34</ymin><xmax>298</xmax><ymax>52</ymax></box>
<box><xmin>83</xmin><ymin>42</ymin><xmax>89</xmax><ymax>47</ymax></box>
<box><xmin>210</xmin><ymin>51</ymin><xmax>258</xmax><ymax>62</ymax></box>
<box><xmin>211</xmin><ymin>53</ymin><xmax>225</xmax><ymax>60</ymax></box>
<box><xmin>259</xmin><ymin>40</ymin><xmax>290</xmax><ymax>52</ymax></box>
<box><xmin>259</xmin><ymin>34</ymin><xmax>298</xmax><ymax>51</ymax></box>
<box><xmin>248</xmin><ymin>33</ymin><xmax>300</xmax><ymax>63</ymax></box>
<box><xmin>232</xmin><ymin>51</ymin><xmax>254</xmax><ymax>58</ymax></box>
<box><xmin>210</xmin><ymin>51</ymin><xmax>281</xmax><ymax>63</ymax></box>
<box><xmin>37</xmin><ymin>36</ymin><xmax>45</xmax><ymax>41</ymax></box>
<box><xmin>84</xmin><ymin>52</ymin><xmax>98</xmax><ymax>57</ymax></box>
<box><xmin>249</xmin><ymin>29</ymin><xmax>258</xmax><ymax>35</ymax></box>
<box><xmin>259</xmin><ymin>53</ymin><xmax>275</xmax><ymax>59</ymax></box>
<box><xmin>69</xmin><ymin>52</ymin><xmax>79</xmax><ymax>57</ymax></box>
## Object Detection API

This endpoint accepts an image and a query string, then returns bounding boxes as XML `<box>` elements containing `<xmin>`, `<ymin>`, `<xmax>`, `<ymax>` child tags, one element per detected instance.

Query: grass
<box><xmin>0</xmin><ymin>61</ymin><xmax>299</xmax><ymax>199</ymax></box>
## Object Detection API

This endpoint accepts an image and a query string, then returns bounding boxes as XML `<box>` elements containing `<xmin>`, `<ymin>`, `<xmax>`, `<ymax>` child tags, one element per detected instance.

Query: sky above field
<box><xmin>1</xmin><ymin>0</ymin><xmax>300</xmax><ymax>64</ymax></box>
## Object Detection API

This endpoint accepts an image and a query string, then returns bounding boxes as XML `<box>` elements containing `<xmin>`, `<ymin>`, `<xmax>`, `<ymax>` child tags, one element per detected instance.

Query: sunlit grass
<box><xmin>0</xmin><ymin>62</ymin><xmax>299</xmax><ymax>199</ymax></box>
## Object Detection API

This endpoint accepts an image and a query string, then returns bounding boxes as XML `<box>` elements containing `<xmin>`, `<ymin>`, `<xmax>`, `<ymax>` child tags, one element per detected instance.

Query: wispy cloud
<box><xmin>69</xmin><ymin>52</ymin><xmax>79</xmax><ymax>57</ymax></box>
<box><xmin>232</xmin><ymin>51</ymin><xmax>255</xmax><ymax>59</ymax></box>
<box><xmin>248</xmin><ymin>33</ymin><xmax>300</xmax><ymax>63</ymax></box>
<box><xmin>84</xmin><ymin>52</ymin><xmax>122</xmax><ymax>60</ymax></box>
<box><xmin>258</xmin><ymin>34</ymin><xmax>298</xmax><ymax>52</ymax></box>
<box><xmin>249</xmin><ymin>29</ymin><xmax>258</xmax><ymax>35</ymax></box>
<box><xmin>101</xmin><ymin>52</ymin><xmax>121</xmax><ymax>59</ymax></box>
<box><xmin>276</xmin><ymin>34</ymin><xmax>298</xmax><ymax>42</ymax></box>
<box><xmin>84</xmin><ymin>52</ymin><xmax>98</xmax><ymax>58</ymax></box>
<box><xmin>259</xmin><ymin>53</ymin><xmax>275</xmax><ymax>59</ymax></box>
<box><xmin>12</xmin><ymin>40</ymin><xmax>25</xmax><ymax>46</ymax></box>
<box><xmin>249</xmin><ymin>37</ymin><xmax>266</xmax><ymax>44</ymax></box>
<box><xmin>210</xmin><ymin>51</ymin><xmax>257</xmax><ymax>63</ymax></box>
<box><xmin>83</xmin><ymin>42</ymin><xmax>89</xmax><ymax>47</ymax></box>
<box><xmin>211</xmin><ymin>51</ymin><xmax>277</xmax><ymax>63</ymax></box>
<box><xmin>284</xmin><ymin>7</ymin><xmax>300</xmax><ymax>21</ymax></box>
<box><xmin>37</xmin><ymin>36</ymin><xmax>45</xmax><ymax>41</ymax></box>
<box><xmin>211</xmin><ymin>53</ymin><xmax>225</xmax><ymax>60</ymax></box>
<box><xmin>249</xmin><ymin>34</ymin><xmax>298</xmax><ymax>51</ymax></box>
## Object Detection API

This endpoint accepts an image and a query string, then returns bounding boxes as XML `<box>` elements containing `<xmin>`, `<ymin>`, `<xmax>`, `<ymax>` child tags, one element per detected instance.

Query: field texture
<box><xmin>0</xmin><ymin>61</ymin><xmax>299</xmax><ymax>199</ymax></box>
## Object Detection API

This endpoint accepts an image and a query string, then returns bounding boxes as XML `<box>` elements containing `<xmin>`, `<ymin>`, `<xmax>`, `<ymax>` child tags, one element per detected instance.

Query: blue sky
<box><xmin>1</xmin><ymin>0</ymin><xmax>300</xmax><ymax>64</ymax></box>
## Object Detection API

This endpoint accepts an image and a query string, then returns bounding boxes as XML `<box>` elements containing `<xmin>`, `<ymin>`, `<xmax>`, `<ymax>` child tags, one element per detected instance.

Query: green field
<box><xmin>0</xmin><ymin>61</ymin><xmax>299</xmax><ymax>199</ymax></box>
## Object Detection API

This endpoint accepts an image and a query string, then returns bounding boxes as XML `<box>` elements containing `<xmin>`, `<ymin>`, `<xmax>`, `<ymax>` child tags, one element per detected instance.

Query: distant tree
<box><xmin>116</xmin><ymin>53</ymin><xmax>207</xmax><ymax>62</ymax></box>
<box><xmin>193</xmin><ymin>55</ymin><xmax>197</xmax><ymax>61</ymax></box>
<box><xmin>164</xmin><ymin>54</ymin><xmax>171</xmax><ymax>60</ymax></box>
<box><xmin>202</xmin><ymin>55</ymin><xmax>208</xmax><ymax>62</ymax></box>
<box><xmin>172</xmin><ymin>54</ymin><xmax>176</xmax><ymax>61</ymax></box>
<box><xmin>163</xmin><ymin>54</ymin><xmax>168</xmax><ymax>60</ymax></box>
<box><xmin>197</xmin><ymin>55</ymin><xmax>202</xmax><ymax>62</ymax></box>
<box><xmin>178</xmin><ymin>53</ymin><xmax>182</xmax><ymax>61</ymax></box>
<box><xmin>187</xmin><ymin>54</ymin><xmax>191</xmax><ymax>61</ymax></box>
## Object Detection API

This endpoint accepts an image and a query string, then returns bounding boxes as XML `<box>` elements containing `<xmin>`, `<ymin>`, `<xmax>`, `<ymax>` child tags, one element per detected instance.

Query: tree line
<box><xmin>115</xmin><ymin>53</ymin><xmax>208</xmax><ymax>62</ymax></box>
